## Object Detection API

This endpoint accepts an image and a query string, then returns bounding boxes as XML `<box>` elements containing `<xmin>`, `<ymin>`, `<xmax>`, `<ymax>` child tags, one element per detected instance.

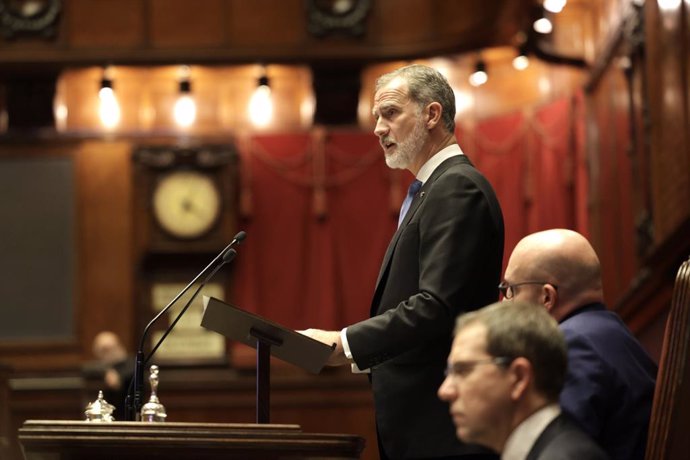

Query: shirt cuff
<box><xmin>341</xmin><ymin>328</ymin><xmax>353</xmax><ymax>359</ymax></box>
<box><xmin>341</xmin><ymin>327</ymin><xmax>370</xmax><ymax>374</ymax></box>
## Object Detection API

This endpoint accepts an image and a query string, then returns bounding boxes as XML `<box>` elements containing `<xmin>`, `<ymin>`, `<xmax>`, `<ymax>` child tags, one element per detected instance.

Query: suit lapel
<box><xmin>371</xmin><ymin>155</ymin><xmax>472</xmax><ymax>311</ymax></box>
<box><xmin>526</xmin><ymin>414</ymin><xmax>564</xmax><ymax>460</ymax></box>
<box><xmin>373</xmin><ymin>187</ymin><xmax>425</xmax><ymax>289</ymax></box>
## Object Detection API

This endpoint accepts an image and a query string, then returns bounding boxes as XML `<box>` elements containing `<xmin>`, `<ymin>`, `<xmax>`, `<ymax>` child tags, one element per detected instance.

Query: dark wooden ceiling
<box><xmin>0</xmin><ymin>0</ymin><xmax>539</xmax><ymax>68</ymax></box>
<box><xmin>0</xmin><ymin>0</ymin><xmax>590</xmax><ymax>128</ymax></box>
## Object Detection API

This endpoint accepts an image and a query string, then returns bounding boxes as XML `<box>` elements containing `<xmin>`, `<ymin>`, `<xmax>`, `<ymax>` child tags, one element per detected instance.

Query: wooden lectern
<box><xmin>18</xmin><ymin>297</ymin><xmax>365</xmax><ymax>460</ymax></box>
<box><xmin>19</xmin><ymin>420</ymin><xmax>365</xmax><ymax>460</ymax></box>
<box><xmin>200</xmin><ymin>296</ymin><xmax>336</xmax><ymax>424</ymax></box>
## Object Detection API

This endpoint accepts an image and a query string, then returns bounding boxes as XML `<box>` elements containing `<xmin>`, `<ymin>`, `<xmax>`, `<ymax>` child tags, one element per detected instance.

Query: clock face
<box><xmin>0</xmin><ymin>0</ymin><xmax>61</xmax><ymax>37</ymax></box>
<box><xmin>152</xmin><ymin>170</ymin><xmax>221</xmax><ymax>239</ymax></box>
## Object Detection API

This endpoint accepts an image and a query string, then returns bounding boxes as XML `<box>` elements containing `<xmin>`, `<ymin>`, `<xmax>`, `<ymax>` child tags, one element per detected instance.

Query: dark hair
<box><xmin>375</xmin><ymin>64</ymin><xmax>456</xmax><ymax>133</ymax></box>
<box><xmin>455</xmin><ymin>301</ymin><xmax>567</xmax><ymax>401</ymax></box>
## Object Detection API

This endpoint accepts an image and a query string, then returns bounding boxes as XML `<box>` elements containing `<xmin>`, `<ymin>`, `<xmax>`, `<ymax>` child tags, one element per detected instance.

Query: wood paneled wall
<box><xmin>645</xmin><ymin>0</ymin><xmax>690</xmax><ymax>241</ymax></box>
<box><xmin>0</xmin><ymin>0</ymin><xmax>528</xmax><ymax>67</ymax></box>
<box><xmin>0</xmin><ymin>139</ymin><xmax>134</xmax><ymax>371</ymax></box>
<box><xmin>6</xmin><ymin>366</ymin><xmax>377</xmax><ymax>460</ymax></box>
<box><xmin>77</xmin><ymin>141</ymin><xmax>135</xmax><ymax>346</ymax></box>
<box><xmin>584</xmin><ymin>0</ymin><xmax>690</xmax><ymax>348</ymax></box>
<box><xmin>0</xmin><ymin>365</ymin><xmax>11</xmax><ymax>460</ymax></box>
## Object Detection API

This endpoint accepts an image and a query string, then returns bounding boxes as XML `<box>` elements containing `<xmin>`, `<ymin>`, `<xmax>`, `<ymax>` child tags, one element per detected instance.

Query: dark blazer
<box><xmin>526</xmin><ymin>414</ymin><xmax>610</xmax><ymax>460</ymax></box>
<box><xmin>559</xmin><ymin>303</ymin><xmax>657</xmax><ymax>460</ymax></box>
<box><xmin>347</xmin><ymin>154</ymin><xmax>504</xmax><ymax>459</ymax></box>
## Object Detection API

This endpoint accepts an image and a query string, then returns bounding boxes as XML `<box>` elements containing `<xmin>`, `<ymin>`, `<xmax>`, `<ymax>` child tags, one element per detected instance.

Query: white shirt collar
<box><xmin>502</xmin><ymin>404</ymin><xmax>561</xmax><ymax>460</ymax></box>
<box><xmin>415</xmin><ymin>143</ymin><xmax>464</xmax><ymax>184</ymax></box>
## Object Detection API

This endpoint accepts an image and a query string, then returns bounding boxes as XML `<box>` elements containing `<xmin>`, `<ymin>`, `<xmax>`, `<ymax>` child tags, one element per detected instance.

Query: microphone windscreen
<box><xmin>233</xmin><ymin>230</ymin><xmax>247</xmax><ymax>244</ymax></box>
<box><xmin>222</xmin><ymin>248</ymin><xmax>238</xmax><ymax>263</ymax></box>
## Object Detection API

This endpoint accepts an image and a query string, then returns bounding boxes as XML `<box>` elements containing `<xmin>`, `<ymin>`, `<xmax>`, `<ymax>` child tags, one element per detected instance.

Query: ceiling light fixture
<box><xmin>543</xmin><ymin>0</ymin><xmax>567</xmax><ymax>13</ymax></box>
<box><xmin>173</xmin><ymin>65</ymin><xmax>196</xmax><ymax>128</ymax></box>
<box><xmin>249</xmin><ymin>68</ymin><xmax>273</xmax><ymax>127</ymax></box>
<box><xmin>98</xmin><ymin>66</ymin><xmax>121</xmax><ymax>129</ymax></box>
<box><xmin>533</xmin><ymin>16</ymin><xmax>553</xmax><ymax>34</ymax></box>
<box><xmin>512</xmin><ymin>44</ymin><xmax>530</xmax><ymax>71</ymax></box>
<box><xmin>468</xmin><ymin>57</ymin><xmax>488</xmax><ymax>87</ymax></box>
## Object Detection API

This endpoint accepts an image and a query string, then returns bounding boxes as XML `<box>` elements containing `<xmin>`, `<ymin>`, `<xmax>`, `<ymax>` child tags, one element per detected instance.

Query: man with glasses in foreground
<box><xmin>501</xmin><ymin>229</ymin><xmax>657</xmax><ymax>460</ymax></box>
<box><xmin>438</xmin><ymin>301</ymin><xmax>609</xmax><ymax>459</ymax></box>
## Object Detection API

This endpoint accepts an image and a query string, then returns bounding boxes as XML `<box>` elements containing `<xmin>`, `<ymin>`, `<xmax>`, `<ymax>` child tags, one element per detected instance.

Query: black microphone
<box><xmin>145</xmin><ymin>248</ymin><xmax>237</xmax><ymax>364</ymax></box>
<box><xmin>125</xmin><ymin>231</ymin><xmax>246</xmax><ymax>420</ymax></box>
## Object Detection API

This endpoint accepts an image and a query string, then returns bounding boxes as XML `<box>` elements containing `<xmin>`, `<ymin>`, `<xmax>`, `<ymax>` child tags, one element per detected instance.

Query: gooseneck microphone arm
<box><xmin>126</xmin><ymin>231</ymin><xmax>246</xmax><ymax>420</ymax></box>
<box><xmin>144</xmin><ymin>248</ymin><xmax>237</xmax><ymax>366</ymax></box>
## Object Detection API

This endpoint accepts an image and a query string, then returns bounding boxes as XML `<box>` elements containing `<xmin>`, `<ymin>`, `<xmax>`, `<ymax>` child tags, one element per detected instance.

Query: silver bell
<box><xmin>140</xmin><ymin>365</ymin><xmax>167</xmax><ymax>422</ymax></box>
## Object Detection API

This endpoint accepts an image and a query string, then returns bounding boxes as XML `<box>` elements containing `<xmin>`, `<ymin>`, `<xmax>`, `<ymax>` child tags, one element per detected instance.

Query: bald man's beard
<box><xmin>384</xmin><ymin>116</ymin><xmax>428</xmax><ymax>170</ymax></box>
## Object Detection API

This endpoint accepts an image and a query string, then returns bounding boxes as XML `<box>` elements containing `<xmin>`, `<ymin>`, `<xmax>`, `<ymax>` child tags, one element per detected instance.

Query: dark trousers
<box><xmin>380</xmin><ymin>456</ymin><xmax>498</xmax><ymax>460</ymax></box>
<box><xmin>377</xmin><ymin>441</ymin><xmax>499</xmax><ymax>460</ymax></box>
<box><xmin>375</xmin><ymin>423</ymin><xmax>499</xmax><ymax>460</ymax></box>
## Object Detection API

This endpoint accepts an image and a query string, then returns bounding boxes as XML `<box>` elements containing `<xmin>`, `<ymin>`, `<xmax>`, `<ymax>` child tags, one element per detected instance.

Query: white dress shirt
<box><xmin>502</xmin><ymin>404</ymin><xmax>561</xmax><ymax>460</ymax></box>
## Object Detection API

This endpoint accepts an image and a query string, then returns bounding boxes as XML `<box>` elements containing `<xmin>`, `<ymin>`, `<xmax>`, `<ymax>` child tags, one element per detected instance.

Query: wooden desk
<box><xmin>19</xmin><ymin>419</ymin><xmax>365</xmax><ymax>460</ymax></box>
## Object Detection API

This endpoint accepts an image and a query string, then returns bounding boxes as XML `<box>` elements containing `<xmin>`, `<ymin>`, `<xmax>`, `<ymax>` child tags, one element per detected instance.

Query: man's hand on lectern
<box><xmin>298</xmin><ymin>329</ymin><xmax>350</xmax><ymax>366</ymax></box>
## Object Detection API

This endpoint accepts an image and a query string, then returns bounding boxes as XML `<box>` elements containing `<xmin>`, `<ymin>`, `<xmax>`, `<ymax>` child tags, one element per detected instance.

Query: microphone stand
<box><xmin>145</xmin><ymin>249</ymin><xmax>236</xmax><ymax>366</ymax></box>
<box><xmin>125</xmin><ymin>232</ymin><xmax>245</xmax><ymax>421</ymax></box>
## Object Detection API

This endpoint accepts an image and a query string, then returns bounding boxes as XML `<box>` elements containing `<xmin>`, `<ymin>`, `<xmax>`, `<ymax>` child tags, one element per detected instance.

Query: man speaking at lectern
<box><xmin>301</xmin><ymin>64</ymin><xmax>504</xmax><ymax>460</ymax></box>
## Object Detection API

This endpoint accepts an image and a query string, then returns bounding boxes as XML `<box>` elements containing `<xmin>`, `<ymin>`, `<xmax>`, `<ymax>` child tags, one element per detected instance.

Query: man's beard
<box><xmin>384</xmin><ymin>117</ymin><xmax>428</xmax><ymax>170</ymax></box>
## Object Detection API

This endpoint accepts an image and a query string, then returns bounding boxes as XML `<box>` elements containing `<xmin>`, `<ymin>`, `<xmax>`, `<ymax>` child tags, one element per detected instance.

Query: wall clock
<box><xmin>132</xmin><ymin>144</ymin><xmax>238</xmax><ymax>254</ymax></box>
<box><xmin>132</xmin><ymin>144</ymin><xmax>238</xmax><ymax>369</ymax></box>
<box><xmin>152</xmin><ymin>170</ymin><xmax>221</xmax><ymax>240</ymax></box>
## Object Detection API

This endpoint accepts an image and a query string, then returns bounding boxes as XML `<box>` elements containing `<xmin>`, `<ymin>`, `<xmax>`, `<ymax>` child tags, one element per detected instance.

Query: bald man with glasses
<box><xmin>500</xmin><ymin>229</ymin><xmax>657</xmax><ymax>460</ymax></box>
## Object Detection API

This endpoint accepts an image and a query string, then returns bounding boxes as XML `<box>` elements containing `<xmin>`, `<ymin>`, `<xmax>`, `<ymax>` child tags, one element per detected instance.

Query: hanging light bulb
<box><xmin>249</xmin><ymin>72</ymin><xmax>273</xmax><ymax>127</ymax></box>
<box><xmin>533</xmin><ymin>16</ymin><xmax>553</xmax><ymax>34</ymax></box>
<box><xmin>512</xmin><ymin>44</ymin><xmax>530</xmax><ymax>71</ymax></box>
<box><xmin>658</xmin><ymin>0</ymin><xmax>681</xmax><ymax>9</ymax></box>
<box><xmin>543</xmin><ymin>0</ymin><xmax>567</xmax><ymax>13</ymax></box>
<box><xmin>98</xmin><ymin>67</ymin><xmax>121</xmax><ymax>129</ymax></box>
<box><xmin>453</xmin><ymin>89</ymin><xmax>473</xmax><ymax>115</ymax></box>
<box><xmin>54</xmin><ymin>102</ymin><xmax>68</xmax><ymax>131</ymax></box>
<box><xmin>173</xmin><ymin>65</ymin><xmax>196</xmax><ymax>128</ymax></box>
<box><xmin>468</xmin><ymin>58</ymin><xmax>488</xmax><ymax>87</ymax></box>
<box><xmin>54</xmin><ymin>85</ymin><xmax>68</xmax><ymax>132</ymax></box>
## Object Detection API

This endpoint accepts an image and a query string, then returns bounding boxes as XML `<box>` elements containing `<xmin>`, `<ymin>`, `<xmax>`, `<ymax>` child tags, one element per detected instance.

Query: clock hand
<box><xmin>181</xmin><ymin>197</ymin><xmax>213</xmax><ymax>221</ymax></box>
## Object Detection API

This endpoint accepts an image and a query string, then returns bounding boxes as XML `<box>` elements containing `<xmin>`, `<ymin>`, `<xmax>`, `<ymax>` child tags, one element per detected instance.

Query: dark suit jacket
<box><xmin>347</xmin><ymin>155</ymin><xmax>504</xmax><ymax>459</ymax></box>
<box><xmin>526</xmin><ymin>414</ymin><xmax>610</xmax><ymax>460</ymax></box>
<box><xmin>559</xmin><ymin>303</ymin><xmax>657</xmax><ymax>460</ymax></box>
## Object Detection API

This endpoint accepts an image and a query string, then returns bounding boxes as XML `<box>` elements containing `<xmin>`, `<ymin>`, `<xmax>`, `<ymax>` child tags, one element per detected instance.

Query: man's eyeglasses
<box><xmin>498</xmin><ymin>281</ymin><xmax>557</xmax><ymax>300</ymax></box>
<box><xmin>444</xmin><ymin>357</ymin><xmax>513</xmax><ymax>379</ymax></box>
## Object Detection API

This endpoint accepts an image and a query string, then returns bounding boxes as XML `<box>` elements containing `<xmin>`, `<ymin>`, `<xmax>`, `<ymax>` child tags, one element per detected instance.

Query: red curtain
<box><xmin>461</xmin><ymin>110</ymin><xmax>529</xmax><ymax>267</ymax></box>
<box><xmin>526</xmin><ymin>97</ymin><xmax>577</xmax><ymax>232</ymax></box>
<box><xmin>231</xmin><ymin>96</ymin><xmax>581</xmax><ymax>331</ymax></box>
<box><xmin>231</xmin><ymin>130</ymin><xmax>402</xmax><ymax>330</ymax></box>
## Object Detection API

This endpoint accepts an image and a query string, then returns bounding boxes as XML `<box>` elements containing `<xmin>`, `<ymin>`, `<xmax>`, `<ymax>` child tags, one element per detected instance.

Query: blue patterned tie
<box><xmin>398</xmin><ymin>179</ymin><xmax>423</xmax><ymax>227</ymax></box>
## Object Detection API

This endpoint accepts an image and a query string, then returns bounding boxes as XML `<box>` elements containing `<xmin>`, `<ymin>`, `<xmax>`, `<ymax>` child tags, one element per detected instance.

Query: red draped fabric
<box><xmin>230</xmin><ymin>97</ymin><xmax>579</xmax><ymax>332</ymax></box>
<box><xmin>572</xmin><ymin>90</ymin><xmax>591</xmax><ymax>238</ymax></box>
<box><xmin>462</xmin><ymin>111</ymin><xmax>528</xmax><ymax>267</ymax></box>
<box><xmin>526</xmin><ymin>97</ymin><xmax>576</xmax><ymax>232</ymax></box>
<box><xmin>232</xmin><ymin>130</ymin><xmax>400</xmax><ymax>330</ymax></box>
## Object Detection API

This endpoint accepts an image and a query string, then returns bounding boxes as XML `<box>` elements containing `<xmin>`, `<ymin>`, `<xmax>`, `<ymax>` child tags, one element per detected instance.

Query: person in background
<box><xmin>301</xmin><ymin>64</ymin><xmax>504</xmax><ymax>459</ymax></box>
<box><xmin>438</xmin><ymin>301</ymin><xmax>610</xmax><ymax>460</ymax></box>
<box><xmin>501</xmin><ymin>229</ymin><xmax>657</xmax><ymax>460</ymax></box>
<box><xmin>90</xmin><ymin>331</ymin><xmax>134</xmax><ymax>416</ymax></box>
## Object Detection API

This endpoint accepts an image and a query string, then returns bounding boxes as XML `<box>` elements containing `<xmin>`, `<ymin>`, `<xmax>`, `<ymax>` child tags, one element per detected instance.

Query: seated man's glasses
<box><xmin>498</xmin><ymin>281</ymin><xmax>558</xmax><ymax>300</ymax></box>
<box><xmin>444</xmin><ymin>357</ymin><xmax>513</xmax><ymax>380</ymax></box>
